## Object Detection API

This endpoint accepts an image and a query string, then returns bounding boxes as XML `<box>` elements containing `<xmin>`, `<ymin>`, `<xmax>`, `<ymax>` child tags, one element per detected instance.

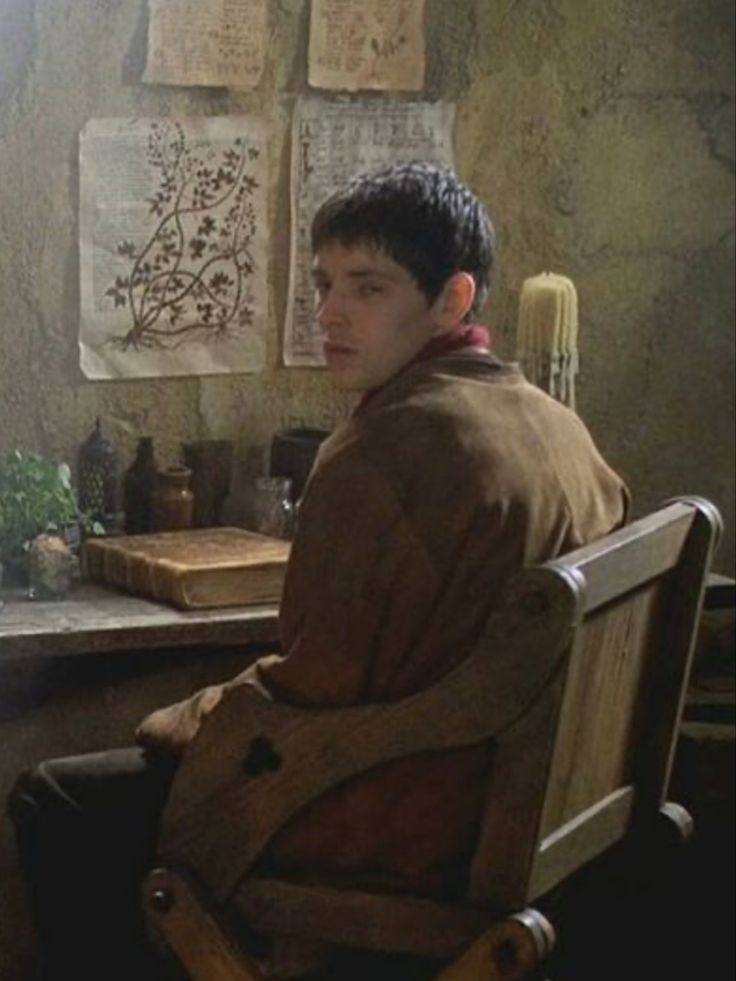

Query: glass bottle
<box><xmin>151</xmin><ymin>466</ymin><xmax>194</xmax><ymax>532</ymax></box>
<box><xmin>246</xmin><ymin>476</ymin><xmax>295</xmax><ymax>540</ymax></box>
<box><xmin>123</xmin><ymin>437</ymin><xmax>157</xmax><ymax>534</ymax></box>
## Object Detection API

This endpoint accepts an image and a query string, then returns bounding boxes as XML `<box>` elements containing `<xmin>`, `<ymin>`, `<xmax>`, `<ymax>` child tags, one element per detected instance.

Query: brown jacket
<box><xmin>144</xmin><ymin>352</ymin><xmax>629</xmax><ymax>894</ymax></box>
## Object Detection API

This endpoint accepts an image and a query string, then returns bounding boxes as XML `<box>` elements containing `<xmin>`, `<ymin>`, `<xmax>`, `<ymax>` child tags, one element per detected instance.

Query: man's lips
<box><xmin>323</xmin><ymin>342</ymin><xmax>356</xmax><ymax>357</ymax></box>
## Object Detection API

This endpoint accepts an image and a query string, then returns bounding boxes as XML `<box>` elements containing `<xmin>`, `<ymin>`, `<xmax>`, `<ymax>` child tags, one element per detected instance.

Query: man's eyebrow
<box><xmin>344</xmin><ymin>268</ymin><xmax>395</xmax><ymax>280</ymax></box>
<box><xmin>311</xmin><ymin>265</ymin><xmax>398</xmax><ymax>281</ymax></box>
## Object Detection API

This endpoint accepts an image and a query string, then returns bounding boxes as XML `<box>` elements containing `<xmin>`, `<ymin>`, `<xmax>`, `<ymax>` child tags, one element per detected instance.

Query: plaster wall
<box><xmin>0</xmin><ymin>0</ymin><xmax>733</xmax><ymax>565</ymax></box>
<box><xmin>0</xmin><ymin>2</ymin><xmax>734</xmax><ymax>974</ymax></box>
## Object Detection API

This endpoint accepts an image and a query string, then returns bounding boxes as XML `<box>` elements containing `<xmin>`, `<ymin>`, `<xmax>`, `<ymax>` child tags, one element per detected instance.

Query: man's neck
<box><xmin>354</xmin><ymin>323</ymin><xmax>492</xmax><ymax>413</ymax></box>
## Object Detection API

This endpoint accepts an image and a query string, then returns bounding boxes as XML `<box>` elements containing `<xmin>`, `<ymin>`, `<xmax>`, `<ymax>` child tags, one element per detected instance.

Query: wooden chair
<box><xmin>142</xmin><ymin>496</ymin><xmax>722</xmax><ymax>981</ymax></box>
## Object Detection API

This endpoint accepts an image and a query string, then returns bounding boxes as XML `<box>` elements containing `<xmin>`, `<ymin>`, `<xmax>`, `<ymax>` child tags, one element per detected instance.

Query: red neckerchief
<box><xmin>409</xmin><ymin>322</ymin><xmax>491</xmax><ymax>366</ymax></box>
<box><xmin>355</xmin><ymin>323</ymin><xmax>491</xmax><ymax>413</ymax></box>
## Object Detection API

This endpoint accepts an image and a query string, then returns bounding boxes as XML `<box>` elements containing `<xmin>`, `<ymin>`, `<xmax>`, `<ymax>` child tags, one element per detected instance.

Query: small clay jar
<box><xmin>151</xmin><ymin>466</ymin><xmax>194</xmax><ymax>532</ymax></box>
<box><xmin>181</xmin><ymin>439</ymin><xmax>233</xmax><ymax>528</ymax></box>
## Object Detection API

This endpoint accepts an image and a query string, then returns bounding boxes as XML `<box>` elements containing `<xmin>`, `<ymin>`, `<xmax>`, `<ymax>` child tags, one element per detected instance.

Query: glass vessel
<box><xmin>27</xmin><ymin>533</ymin><xmax>78</xmax><ymax>600</ymax></box>
<box><xmin>270</xmin><ymin>428</ymin><xmax>329</xmax><ymax>503</ymax></box>
<box><xmin>244</xmin><ymin>476</ymin><xmax>295</xmax><ymax>539</ymax></box>
<box><xmin>123</xmin><ymin>436</ymin><xmax>157</xmax><ymax>534</ymax></box>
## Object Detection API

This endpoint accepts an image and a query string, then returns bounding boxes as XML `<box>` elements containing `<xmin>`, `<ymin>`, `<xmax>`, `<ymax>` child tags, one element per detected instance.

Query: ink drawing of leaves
<box><xmin>103</xmin><ymin>122</ymin><xmax>261</xmax><ymax>353</ymax></box>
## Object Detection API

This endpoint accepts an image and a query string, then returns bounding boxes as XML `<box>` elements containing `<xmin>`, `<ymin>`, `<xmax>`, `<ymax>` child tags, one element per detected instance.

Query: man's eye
<box><xmin>357</xmin><ymin>283</ymin><xmax>383</xmax><ymax>298</ymax></box>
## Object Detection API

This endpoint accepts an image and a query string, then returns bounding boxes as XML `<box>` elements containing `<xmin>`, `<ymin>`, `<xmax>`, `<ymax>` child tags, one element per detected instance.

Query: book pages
<box><xmin>80</xmin><ymin>117</ymin><xmax>268</xmax><ymax>379</ymax></box>
<box><xmin>308</xmin><ymin>0</ymin><xmax>426</xmax><ymax>92</ymax></box>
<box><xmin>284</xmin><ymin>96</ymin><xmax>455</xmax><ymax>366</ymax></box>
<box><xmin>144</xmin><ymin>0</ymin><xmax>268</xmax><ymax>90</ymax></box>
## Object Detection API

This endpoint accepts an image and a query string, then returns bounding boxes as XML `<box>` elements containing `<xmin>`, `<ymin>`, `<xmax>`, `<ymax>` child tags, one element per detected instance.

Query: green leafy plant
<box><xmin>0</xmin><ymin>450</ymin><xmax>80</xmax><ymax>564</ymax></box>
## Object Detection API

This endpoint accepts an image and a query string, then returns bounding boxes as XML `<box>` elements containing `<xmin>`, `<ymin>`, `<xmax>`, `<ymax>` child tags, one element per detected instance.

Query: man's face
<box><xmin>312</xmin><ymin>242</ymin><xmax>444</xmax><ymax>392</ymax></box>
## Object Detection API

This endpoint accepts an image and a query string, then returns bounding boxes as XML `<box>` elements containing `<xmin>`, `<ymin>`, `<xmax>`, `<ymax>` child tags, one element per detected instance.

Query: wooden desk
<box><xmin>0</xmin><ymin>583</ymin><xmax>280</xmax><ymax>662</ymax></box>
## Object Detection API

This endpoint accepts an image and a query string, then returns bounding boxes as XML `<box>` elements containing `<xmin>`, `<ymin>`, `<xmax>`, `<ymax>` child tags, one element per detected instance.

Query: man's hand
<box><xmin>135</xmin><ymin>685</ymin><xmax>224</xmax><ymax>755</ymax></box>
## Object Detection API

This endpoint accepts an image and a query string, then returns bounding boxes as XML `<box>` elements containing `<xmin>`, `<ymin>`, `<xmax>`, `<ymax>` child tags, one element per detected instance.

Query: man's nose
<box><xmin>315</xmin><ymin>288</ymin><xmax>347</xmax><ymax>330</ymax></box>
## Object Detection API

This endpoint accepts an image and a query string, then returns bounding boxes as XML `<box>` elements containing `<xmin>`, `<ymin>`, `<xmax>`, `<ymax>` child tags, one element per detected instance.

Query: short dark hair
<box><xmin>311</xmin><ymin>162</ymin><xmax>496</xmax><ymax>319</ymax></box>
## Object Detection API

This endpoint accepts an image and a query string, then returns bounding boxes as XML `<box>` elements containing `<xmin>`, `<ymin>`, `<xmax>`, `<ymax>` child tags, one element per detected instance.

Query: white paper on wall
<box><xmin>79</xmin><ymin>116</ymin><xmax>268</xmax><ymax>380</ymax></box>
<box><xmin>308</xmin><ymin>0</ymin><xmax>426</xmax><ymax>92</ymax></box>
<box><xmin>143</xmin><ymin>0</ymin><xmax>268</xmax><ymax>90</ymax></box>
<box><xmin>284</xmin><ymin>96</ymin><xmax>455</xmax><ymax>366</ymax></box>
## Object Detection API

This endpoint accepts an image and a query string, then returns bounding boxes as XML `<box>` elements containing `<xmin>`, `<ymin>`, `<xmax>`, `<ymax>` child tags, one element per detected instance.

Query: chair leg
<box><xmin>143</xmin><ymin>867</ymin><xmax>267</xmax><ymax>981</ymax></box>
<box><xmin>659</xmin><ymin>801</ymin><xmax>694</xmax><ymax>843</ymax></box>
<box><xmin>433</xmin><ymin>908</ymin><xmax>555</xmax><ymax>981</ymax></box>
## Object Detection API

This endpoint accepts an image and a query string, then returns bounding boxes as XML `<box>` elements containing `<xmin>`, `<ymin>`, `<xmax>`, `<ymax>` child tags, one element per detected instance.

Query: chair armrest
<box><xmin>159</xmin><ymin>566</ymin><xmax>580</xmax><ymax>900</ymax></box>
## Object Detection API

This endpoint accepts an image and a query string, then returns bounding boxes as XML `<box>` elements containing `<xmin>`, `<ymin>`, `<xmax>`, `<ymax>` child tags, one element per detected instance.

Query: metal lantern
<box><xmin>77</xmin><ymin>417</ymin><xmax>118</xmax><ymax>519</ymax></box>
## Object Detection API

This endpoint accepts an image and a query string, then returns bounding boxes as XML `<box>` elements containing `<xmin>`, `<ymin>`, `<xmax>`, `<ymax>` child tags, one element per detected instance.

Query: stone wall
<box><xmin>1</xmin><ymin>0</ymin><xmax>733</xmax><ymax>568</ymax></box>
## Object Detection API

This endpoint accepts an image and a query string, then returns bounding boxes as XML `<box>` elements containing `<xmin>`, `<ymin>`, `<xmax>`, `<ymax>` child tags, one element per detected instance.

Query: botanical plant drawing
<box><xmin>104</xmin><ymin>121</ymin><xmax>260</xmax><ymax>351</ymax></box>
<box><xmin>368</xmin><ymin>1</ymin><xmax>410</xmax><ymax>66</ymax></box>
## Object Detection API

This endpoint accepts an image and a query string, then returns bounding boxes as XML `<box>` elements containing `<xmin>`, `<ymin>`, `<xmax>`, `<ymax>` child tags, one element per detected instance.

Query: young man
<box><xmin>9</xmin><ymin>163</ymin><xmax>628</xmax><ymax>980</ymax></box>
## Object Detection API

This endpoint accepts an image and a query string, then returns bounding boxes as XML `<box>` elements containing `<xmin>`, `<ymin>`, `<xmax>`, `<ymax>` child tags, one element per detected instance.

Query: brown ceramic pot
<box><xmin>181</xmin><ymin>439</ymin><xmax>233</xmax><ymax>528</ymax></box>
<box><xmin>151</xmin><ymin>466</ymin><xmax>194</xmax><ymax>532</ymax></box>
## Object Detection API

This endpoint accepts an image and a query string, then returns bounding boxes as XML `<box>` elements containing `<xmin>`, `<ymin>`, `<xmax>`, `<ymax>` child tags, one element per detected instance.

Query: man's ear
<box><xmin>434</xmin><ymin>272</ymin><xmax>476</xmax><ymax>330</ymax></box>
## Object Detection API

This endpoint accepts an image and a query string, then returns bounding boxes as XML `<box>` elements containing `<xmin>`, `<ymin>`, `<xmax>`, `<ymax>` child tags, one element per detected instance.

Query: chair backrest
<box><xmin>468</xmin><ymin>496</ymin><xmax>722</xmax><ymax>908</ymax></box>
<box><xmin>157</xmin><ymin>498</ymin><xmax>721</xmax><ymax>920</ymax></box>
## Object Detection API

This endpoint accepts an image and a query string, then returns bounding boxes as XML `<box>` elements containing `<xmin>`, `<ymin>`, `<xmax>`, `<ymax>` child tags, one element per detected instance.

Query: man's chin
<box><xmin>328</xmin><ymin>372</ymin><xmax>368</xmax><ymax>393</ymax></box>
<box><xmin>322</xmin><ymin>355</ymin><xmax>362</xmax><ymax>390</ymax></box>
<box><xmin>327</xmin><ymin>362</ymin><xmax>401</xmax><ymax>394</ymax></box>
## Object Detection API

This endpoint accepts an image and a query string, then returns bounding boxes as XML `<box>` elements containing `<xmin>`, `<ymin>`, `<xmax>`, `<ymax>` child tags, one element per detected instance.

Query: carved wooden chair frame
<box><xmin>143</xmin><ymin>496</ymin><xmax>721</xmax><ymax>981</ymax></box>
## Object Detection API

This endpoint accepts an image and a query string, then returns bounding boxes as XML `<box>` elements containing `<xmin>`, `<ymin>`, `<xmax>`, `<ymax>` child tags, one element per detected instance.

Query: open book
<box><xmin>83</xmin><ymin>527</ymin><xmax>291</xmax><ymax>610</ymax></box>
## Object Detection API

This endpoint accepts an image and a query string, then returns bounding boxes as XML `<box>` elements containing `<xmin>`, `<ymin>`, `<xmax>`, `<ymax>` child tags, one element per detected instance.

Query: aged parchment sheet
<box><xmin>308</xmin><ymin>0</ymin><xmax>426</xmax><ymax>92</ymax></box>
<box><xmin>284</xmin><ymin>97</ymin><xmax>455</xmax><ymax>366</ymax></box>
<box><xmin>143</xmin><ymin>0</ymin><xmax>268</xmax><ymax>90</ymax></box>
<box><xmin>80</xmin><ymin>117</ymin><xmax>268</xmax><ymax>380</ymax></box>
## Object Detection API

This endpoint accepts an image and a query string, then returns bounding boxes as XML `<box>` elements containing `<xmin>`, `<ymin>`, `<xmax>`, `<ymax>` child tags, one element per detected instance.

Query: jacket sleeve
<box><xmin>135</xmin><ymin>683</ymin><xmax>228</xmax><ymax>754</ymax></box>
<box><xmin>134</xmin><ymin>654</ymin><xmax>283</xmax><ymax>754</ymax></box>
